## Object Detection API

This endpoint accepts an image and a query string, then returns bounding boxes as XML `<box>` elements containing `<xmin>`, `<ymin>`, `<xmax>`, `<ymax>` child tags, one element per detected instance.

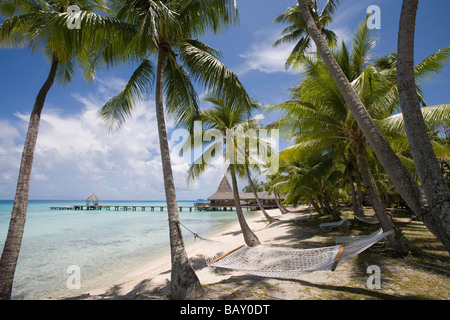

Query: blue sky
<box><xmin>0</xmin><ymin>0</ymin><xmax>449</xmax><ymax>200</ymax></box>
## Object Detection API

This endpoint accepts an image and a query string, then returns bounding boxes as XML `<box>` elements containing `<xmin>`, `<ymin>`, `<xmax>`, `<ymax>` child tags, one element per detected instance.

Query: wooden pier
<box><xmin>50</xmin><ymin>205</ymin><xmax>195</xmax><ymax>212</ymax></box>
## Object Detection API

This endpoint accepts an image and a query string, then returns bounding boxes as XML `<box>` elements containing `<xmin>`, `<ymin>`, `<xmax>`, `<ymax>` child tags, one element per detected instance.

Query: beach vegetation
<box><xmin>294</xmin><ymin>0</ymin><xmax>450</xmax><ymax>253</ymax></box>
<box><xmin>268</xmin><ymin>18</ymin><xmax>450</xmax><ymax>251</ymax></box>
<box><xmin>185</xmin><ymin>94</ymin><xmax>263</xmax><ymax>246</ymax></box>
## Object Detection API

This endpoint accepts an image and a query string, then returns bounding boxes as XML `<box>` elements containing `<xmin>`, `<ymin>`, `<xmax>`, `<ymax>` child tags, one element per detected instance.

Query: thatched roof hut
<box><xmin>239</xmin><ymin>191</ymin><xmax>277</xmax><ymax>200</ymax></box>
<box><xmin>202</xmin><ymin>175</ymin><xmax>282</xmax><ymax>210</ymax></box>
<box><xmin>207</xmin><ymin>175</ymin><xmax>278</xmax><ymax>201</ymax></box>
<box><xmin>208</xmin><ymin>175</ymin><xmax>234</xmax><ymax>201</ymax></box>
<box><xmin>86</xmin><ymin>193</ymin><xmax>99</xmax><ymax>205</ymax></box>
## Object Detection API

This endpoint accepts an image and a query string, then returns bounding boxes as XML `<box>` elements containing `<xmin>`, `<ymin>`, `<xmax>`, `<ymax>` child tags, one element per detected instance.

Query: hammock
<box><xmin>206</xmin><ymin>229</ymin><xmax>393</xmax><ymax>277</ymax></box>
<box><xmin>335</xmin><ymin>228</ymin><xmax>383</xmax><ymax>244</ymax></box>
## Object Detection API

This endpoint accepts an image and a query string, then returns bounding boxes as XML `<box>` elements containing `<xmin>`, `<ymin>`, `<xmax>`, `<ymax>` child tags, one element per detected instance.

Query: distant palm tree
<box><xmin>99</xmin><ymin>0</ymin><xmax>251</xmax><ymax>299</ymax></box>
<box><xmin>273</xmin><ymin>0</ymin><xmax>339</xmax><ymax>69</ymax></box>
<box><xmin>0</xmin><ymin>0</ymin><xmax>131</xmax><ymax>300</ymax></box>
<box><xmin>186</xmin><ymin>95</ymin><xmax>261</xmax><ymax>246</ymax></box>
<box><xmin>244</xmin><ymin>170</ymin><xmax>274</xmax><ymax>223</ymax></box>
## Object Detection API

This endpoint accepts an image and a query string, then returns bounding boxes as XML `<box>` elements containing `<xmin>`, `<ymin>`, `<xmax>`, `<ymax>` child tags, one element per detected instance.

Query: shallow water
<box><xmin>0</xmin><ymin>200</ymin><xmax>253</xmax><ymax>299</ymax></box>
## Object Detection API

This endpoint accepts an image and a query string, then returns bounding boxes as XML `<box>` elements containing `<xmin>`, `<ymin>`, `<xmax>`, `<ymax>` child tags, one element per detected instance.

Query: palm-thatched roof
<box><xmin>207</xmin><ymin>176</ymin><xmax>279</xmax><ymax>201</ymax></box>
<box><xmin>86</xmin><ymin>193</ymin><xmax>99</xmax><ymax>202</ymax></box>
<box><xmin>239</xmin><ymin>191</ymin><xmax>277</xmax><ymax>200</ymax></box>
<box><xmin>207</xmin><ymin>175</ymin><xmax>234</xmax><ymax>200</ymax></box>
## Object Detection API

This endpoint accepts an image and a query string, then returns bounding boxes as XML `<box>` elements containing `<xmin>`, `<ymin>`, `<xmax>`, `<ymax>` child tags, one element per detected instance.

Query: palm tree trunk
<box><xmin>310</xmin><ymin>199</ymin><xmax>322</xmax><ymax>215</ymax></box>
<box><xmin>155</xmin><ymin>44</ymin><xmax>203</xmax><ymax>299</ymax></box>
<box><xmin>323</xmin><ymin>191</ymin><xmax>340</xmax><ymax>220</ymax></box>
<box><xmin>0</xmin><ymin>53</ymin><xmax>59</xmax><ymax>300</ymax></box>
<box><xmin>347</xmin><ymin>172</ymin><xmax>358</xmax><ymax>214</ymax></box>
<box><xmin>346</xmin><ymin>164</ymin><xmax>364</xmax><ymax>218</ymax></box>
<box><xmin>344</xmin><ymin>154</ymin><xmax>365</xmax><ymax>217</ymax></box>
<box><xmin>274</xmin><ymin>190</ymin><xmax>289</xmax><ymax>214</ymax></box>
<box><xmin>353</xmin><ymin>164</ymin><xmax>365</xmax><ymax>214</ymax></box>
<box><xmin>296</xmin><ymin>0</ymin><xmax>450</xmax><ymax>252</ymax></box>
<box><xmin>354</xmin><ymin>142</ymin><xmax>411</xmax><ymax>251</ymax></box>
<box><xmin>230</xmin><ymin>167</ymin><xmax>260</xmax><ymax>246</ymax></box>
<box><xmin>397</xmin><ymin>0</ymin><xmax>450</xmax><ymax>249</ymax></box>
<box><xmin>246</xmin><ymin>171</ymin><xmax>272</xmax><ymax>223</ymax></box>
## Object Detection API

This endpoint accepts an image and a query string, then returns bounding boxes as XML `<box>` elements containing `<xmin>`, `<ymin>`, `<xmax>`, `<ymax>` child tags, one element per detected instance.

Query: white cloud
<box><xmin>238</xmin><ymin>29</ymin><xmax>295</xmax><ymax>75</ymax></box>
<box><xmin>0</xmin><ymin>120</ymin><xmax>22</xmax><ymax>193</ymax></box>
<box><xmin>0</xmin><ymin>78</ymin><xmax>228</xmax><ymax>200</ymax></box>
<box><xmin>252</xmin><ymin>113</ymin><xmax>265</xmax><ymax>121</ymax></box>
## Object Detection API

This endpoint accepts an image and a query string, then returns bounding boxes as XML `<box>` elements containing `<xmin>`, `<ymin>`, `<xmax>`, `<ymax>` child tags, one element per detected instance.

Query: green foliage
<box><xmin>268</xmin><ymin>19</ymin><xmax>450</xmax><ymax>214</ymax></box>
<box><xmin>273</xmin><ymin>0</ymin><xmax>339</xmax><ymax>69</ymax></box>
<box><xmin>98</xmin><ymin>0</ymin><xmax>252</xmax><ymax>131</ymax></box>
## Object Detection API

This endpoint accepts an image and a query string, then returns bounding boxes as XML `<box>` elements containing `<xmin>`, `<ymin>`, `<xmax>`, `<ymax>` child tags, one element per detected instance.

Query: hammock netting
<box><xmin>206</xmin><ymin>230</ymin><xmax>393</xmax><ymax>277</ymax></box>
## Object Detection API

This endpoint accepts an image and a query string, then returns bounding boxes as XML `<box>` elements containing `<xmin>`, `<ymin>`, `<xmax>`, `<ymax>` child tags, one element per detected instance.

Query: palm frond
<box><xmin>99</xmin><ymin>59</ymin><xmax>154</xmax><ymax>130</ymax></box>
<box><xmin>380</xmin><ymin>104</ymin><xmax>450</xmax><ymax>132</ymax></box>
<box><xmin>414</xmin><ymin>45</ymin><xmax>450</xmax><ymax>83</ymax></box>
<box><xmin>350</xmin><ymin>19</ymin><xmax>378</xmax><ymax>77</ymax></box>
<box><xmin>176</xmin><ymin>0</ymin><xmax>238</xmax><ymax>36</ymax></box>
<box><xmin>56</xmin><ymin>59</ymin><xmax>77</xmax><ymax>86</ymax></box>
<box><xmin>164</xmin><ymin>52</ymin><xmax>200</xmax><ymax>130</ymax></box>
<box><xmin>179</xmin><ymin>39</ymin><xmax>252</xmax><ymax>111</ymax></box>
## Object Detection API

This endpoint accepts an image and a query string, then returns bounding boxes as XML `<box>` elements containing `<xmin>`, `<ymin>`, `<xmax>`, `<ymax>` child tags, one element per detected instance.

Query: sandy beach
<box><xmin>64</xmin><ymin>208</ymin><xmax>449</xmax><ymax>300</ymax></box>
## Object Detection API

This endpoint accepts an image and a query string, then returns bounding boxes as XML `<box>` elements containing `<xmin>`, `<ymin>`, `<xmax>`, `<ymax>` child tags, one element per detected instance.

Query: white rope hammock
<box><xmin>206</xmin><ymin>230</ymin><xmax>393</xmax><ymax>277</ymax></box>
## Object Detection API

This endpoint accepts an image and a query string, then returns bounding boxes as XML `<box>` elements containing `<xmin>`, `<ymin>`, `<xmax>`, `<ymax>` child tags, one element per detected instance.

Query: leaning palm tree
<box><xmin>0</xmin><ymin>0</ymin><xmax>133</xmax><ymax>300</ymax></box>
<box><xmin>296</xmin><ymin>0</ymin><xmax>450</xmax><ymax>253</ymax></box>
<box><xmin>186</xmin><ymin>95</ymin><xmax>261</xmax><ymax>247</ymax></box>
<box><xmin>99</xmin><ymin>0</ymin><xmax>251</xmax><ymax>299</ymax></box>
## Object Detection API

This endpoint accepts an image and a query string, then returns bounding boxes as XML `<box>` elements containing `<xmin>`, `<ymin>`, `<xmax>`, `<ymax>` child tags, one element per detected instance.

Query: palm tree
<box><xmin>264</xmin><ymin>172</ymin><xmax>289</xmax><ymax>213</ymax></box>
<box><xmin>244</xmin><ymin>170</ymin><xmax>273</xmax><ymax>223</ymax></box>
<box><xmin>269</xmin><ymin>20</ymin><xmax>450</xmax><ymax>250</ymax></box>
<box><xmin>288</xmin><ymin>156</ymin><xmax>344</xmax><ymax>220</ymax></box>
<box><xmin>296</xmin><ymin>0</ymin><xmax>450</xmax><ymax>253</ymax></box>
<box><xmin>238</xmin><ymin>122</ymin><xmax>274</xmax><ymax>223</ymax></box>
<box><xmin>99</xmin><ymin>0</ymin><xmax>251</xmax><ymax>299</ymax></box>
<box><xmin>397</xmin><ymin>0</ymin><xmax>450</xmax><ymax>246</ymax></box>
<box><xmin>0</xmin><ymin>0</ymin><xmax>132</xmax><ymax>300</ymax></box>
<box><xmin>273</xmin><ymin>0</ymin><xmax>339</xmax><ymax>69</ymax></box>
<box><xmin>186</xmin><ymin>95</ymin><xmax>261</xmax><ymax>247</ymax></box>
